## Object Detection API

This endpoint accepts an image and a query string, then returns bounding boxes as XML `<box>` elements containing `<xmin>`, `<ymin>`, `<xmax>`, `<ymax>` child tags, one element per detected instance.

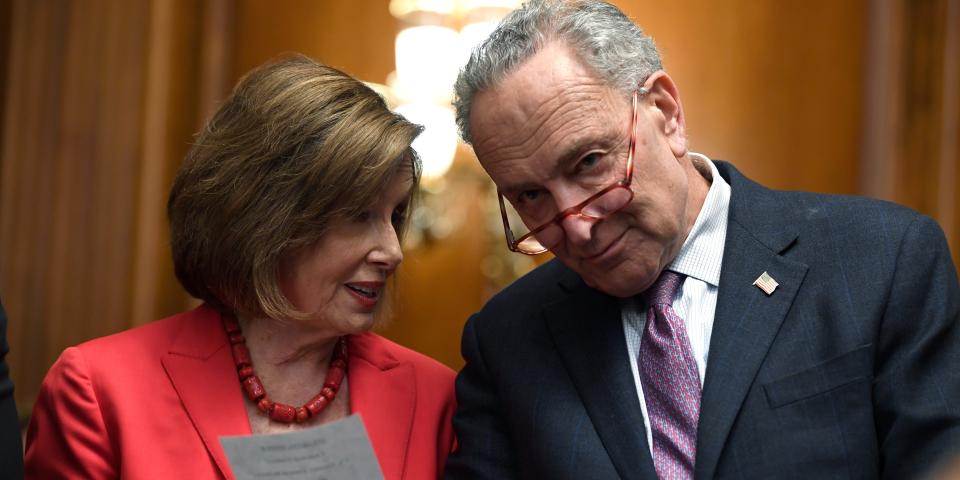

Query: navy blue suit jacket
<box><xmin>445</xmin><ymin>161</ymin><xmax>960</xmax><ymax>479</ymax></box>
<box><xmin>0</xmin><ymin>297</ymin><xmax>23</xmax><ymax>479</ymax></box>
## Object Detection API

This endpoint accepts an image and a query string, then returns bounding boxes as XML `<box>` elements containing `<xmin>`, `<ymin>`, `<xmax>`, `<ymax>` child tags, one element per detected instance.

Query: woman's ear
<box><xmin>643</xmin><ymin>71</ymin><xmax>687</xmax><ymax>158</ymax></box>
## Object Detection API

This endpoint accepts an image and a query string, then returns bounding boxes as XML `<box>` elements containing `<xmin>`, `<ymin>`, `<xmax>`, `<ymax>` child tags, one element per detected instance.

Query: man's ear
<box><xmin>643</xmin><ymin>71</ymin><xmax>687</xmax><ymax>158</ymax></box>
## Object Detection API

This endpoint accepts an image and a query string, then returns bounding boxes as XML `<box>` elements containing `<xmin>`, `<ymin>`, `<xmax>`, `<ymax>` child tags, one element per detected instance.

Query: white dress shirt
<box><xmin>621</xmin><ymin>152</ymin><xmax>730</xmax><ymax>455</ymax></box>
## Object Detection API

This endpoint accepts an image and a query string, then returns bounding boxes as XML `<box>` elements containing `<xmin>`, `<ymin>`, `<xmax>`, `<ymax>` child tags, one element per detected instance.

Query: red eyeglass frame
<box><xmin>497</xmin><ymin>87</ymin><xmax>647</xmax><ymax>255</ymax></box>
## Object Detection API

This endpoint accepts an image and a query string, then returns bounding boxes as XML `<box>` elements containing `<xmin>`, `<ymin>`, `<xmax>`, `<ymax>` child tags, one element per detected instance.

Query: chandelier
<box><xmin>386</xmin><ymin>0</ymin><xmax>521</xmax><ymax>182</ymax></box>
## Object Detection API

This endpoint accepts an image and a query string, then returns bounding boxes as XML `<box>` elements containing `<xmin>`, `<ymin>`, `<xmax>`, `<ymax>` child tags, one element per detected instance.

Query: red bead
<box><xmin>222</xmin><ymin>315</ymin><xmax>241</xmax><ymax>334</ymax></box>
<box><xmin>243</xmin><ymin>376</ymin><xmax>265</xmax><ymax>401</ymax></box>
<box><xmin>321</xmin><ymin>387</ymin><xmax>335</xmax><ymax>400</ymax></box>
<box><xmin>324</xmin><ymin>367</ymin><xmax>345</xmax><ymax>390</ymax></box>
<box><xmin>269</xmin><ymin>403</ymin><xmax>296</xmax><ymax>423</ymax></box>
<box><xmin>305</xmin><ymin>394</ymin><xmax>330</xmax><ymax>416</ymax></box>
<box><xmin>295</xmin><ymin>407</ymin><xmax>310</xmax><ymax>423</ymax></box>
<box><xmin>222</xmin><ymin>321</ymin><xmax>347</xmax><ymax>425</ymax></box>
<box><xmin>232</xmin><ymin>344</ymin><xmax>251</xmax><ymax>367</ymax></box>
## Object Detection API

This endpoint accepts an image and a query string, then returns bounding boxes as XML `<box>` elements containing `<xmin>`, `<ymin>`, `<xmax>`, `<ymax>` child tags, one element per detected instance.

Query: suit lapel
<box><xmin>348</xmin><ymin>333</ymin><xmax>415</xmax><ymax>480</ymax></box>
<box><xmin>161</xmin><ymin>315</ymin><xmax>415</xmax><ymax>479</ymax></box>
<box><xmin>545</xmin><ymin>274</ymin><xmax>657</xmax><ymax>480</ymax></box>
<box><xmin>161</xmin><ymin>306</ymin><xmax>251</xmax><ymax>479</ymax></box>
<box><xmin>694</xmin><ymin>163</ymin><xmax>809</xmax><ymax>479</ymax></box>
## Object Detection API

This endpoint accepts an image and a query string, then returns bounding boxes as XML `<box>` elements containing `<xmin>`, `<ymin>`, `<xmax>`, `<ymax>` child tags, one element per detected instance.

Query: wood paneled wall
<box><xmin>1</xmin><ymin>0</ymin><xmax>956</xmax><ymax>413</ymax></box>
<box><xmin>232</xmin><ymin>0</ymin><xmax>397</xmax><ymax>87</ymax></box>
<box><xmin>3</xmin><ymin>0</ymin><xmax>150</xmax><ymax>411</ymax></box>
<box><xmin>622</xmin><ymin>0</ymin><xmax>868</xmax><ymax>195</ymax></box>
<box><xmin>0</xmin><ymin>0</ymin><xmax>227</xmax><ymax>411</ymax></box>
<box><xmin>861</xmin><ymin>0</ymin><xmax>960</xmax><ymax>268</ymax></box>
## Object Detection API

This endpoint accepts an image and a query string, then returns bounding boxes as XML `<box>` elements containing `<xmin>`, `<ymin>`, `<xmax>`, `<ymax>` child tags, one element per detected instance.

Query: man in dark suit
<box><xmin>0</xmin><ymin>296</ymin><xmax>23</xmax><ymax>478</ymax></box>
<box><xmin>445</xmin><ymin>1</ymin><xmax>960</xmax><ymax>478</ymax></box>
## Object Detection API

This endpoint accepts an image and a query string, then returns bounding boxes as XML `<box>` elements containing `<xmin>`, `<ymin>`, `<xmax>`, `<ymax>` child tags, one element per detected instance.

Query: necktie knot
<box><xmin>645</xmin><ymin>270</ymin><xmax>685</xmax><ymax>306</ymax></box>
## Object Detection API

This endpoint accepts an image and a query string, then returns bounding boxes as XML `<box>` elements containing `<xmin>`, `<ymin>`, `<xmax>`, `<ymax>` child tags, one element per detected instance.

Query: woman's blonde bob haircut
<box><xmin>168</xmin><ymin>54</ymin><xmax>422</xmax><ymax>321</ymax></box>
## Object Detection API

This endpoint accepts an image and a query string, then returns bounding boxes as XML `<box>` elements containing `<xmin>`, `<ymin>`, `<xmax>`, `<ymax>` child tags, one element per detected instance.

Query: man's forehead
<box><xmin>466</xmin><ymin>42</ymin><xmax>628</xmax><ymax>189</ymax></box>
<box><xmin>472</xmin><ymin>75</ymin><xmax>606</xmax><ymax>148</ymax></box>
<box><xmin>472</xmin><ymin>43</ymin><xmax>605</xmax><ymax>118</ymax></box>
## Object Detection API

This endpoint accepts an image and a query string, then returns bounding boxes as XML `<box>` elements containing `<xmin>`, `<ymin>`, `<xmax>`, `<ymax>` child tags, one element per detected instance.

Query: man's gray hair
<box><xmin>453</xmin><ymin>0</ymin><xmax>662</xmax><ymax>144</ymax></box>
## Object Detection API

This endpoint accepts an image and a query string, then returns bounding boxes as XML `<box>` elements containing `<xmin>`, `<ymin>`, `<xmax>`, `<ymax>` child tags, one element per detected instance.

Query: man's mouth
<box><xmin>584</xmin><ymin>230</ymin><xmax>628</xmax><ymax>262</ymax></box>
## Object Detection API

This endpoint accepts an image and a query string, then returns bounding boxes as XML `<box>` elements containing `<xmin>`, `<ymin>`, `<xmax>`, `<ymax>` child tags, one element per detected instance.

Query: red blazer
<box><xmin>25</xmin><ymin>305</ymin><xmax>456</xmax><ymax>479</ymax></box>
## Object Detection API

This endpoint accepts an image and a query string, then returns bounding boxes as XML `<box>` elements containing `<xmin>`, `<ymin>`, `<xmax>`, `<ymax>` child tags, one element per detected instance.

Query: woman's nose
<box><xmin>368</xmin><ymin>223</ymin><xmax>403</xmax><ymax>273</ymax></box>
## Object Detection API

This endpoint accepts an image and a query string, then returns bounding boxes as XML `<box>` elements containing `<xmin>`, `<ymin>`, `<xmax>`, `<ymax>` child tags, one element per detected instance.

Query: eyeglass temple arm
<box><xmin>497</xmin><ymin>192</ymin><xmax>520</xmax><ymax>251</ymax></box>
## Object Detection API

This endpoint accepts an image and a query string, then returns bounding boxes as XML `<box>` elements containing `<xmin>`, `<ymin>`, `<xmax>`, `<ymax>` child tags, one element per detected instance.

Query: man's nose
<box><xmin>559</xmin><ymin>213</ymin><xmax>596</xmax><ymax>247</ymax></box>
<box><xmin>551</xmin><ymin>186</ymin><xmax>597</xmax><ymax>248</ymax></box>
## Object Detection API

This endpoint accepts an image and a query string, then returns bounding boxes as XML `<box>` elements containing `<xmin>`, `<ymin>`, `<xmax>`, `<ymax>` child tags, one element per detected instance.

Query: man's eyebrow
<box><xmin>499</xmin><ymin>131</ymin><xmax>615</xmax><ymax>195</ymax></box>
<box><xmin>498</xmin><ymin>146</ymin><xmax>576</xmax><ymax>196</ymax></box>
<box><xmin>499</xmin><ymin>180</ymin><xmax>541</xmax><ymax>196</ymax></box>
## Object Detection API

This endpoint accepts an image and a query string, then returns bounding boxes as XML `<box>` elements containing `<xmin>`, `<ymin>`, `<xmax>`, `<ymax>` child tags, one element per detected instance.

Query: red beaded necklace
<box><xmin>222</xmin><ymin>315</ymin><xmax>348</xmax><ymax>424</ymax></box>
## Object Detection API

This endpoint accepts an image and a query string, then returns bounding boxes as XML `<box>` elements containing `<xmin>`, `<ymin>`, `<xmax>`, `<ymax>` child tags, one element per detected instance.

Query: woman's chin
<box><xmin>347</xmin><ymin>315</ymin><xmax>378</xmax><ymax>334</ymax></box>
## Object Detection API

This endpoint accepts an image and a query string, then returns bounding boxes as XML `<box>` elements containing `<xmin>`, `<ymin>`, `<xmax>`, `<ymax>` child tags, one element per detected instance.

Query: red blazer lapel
<box><xmin>161</xmin><ymin>306</ymin><xmax>251</xmax><ymax>479</ymax></box>
<box><xmin>348</xmin><ymin>333</ymin><xmax>415</xmax><ymax>480</ymax></box>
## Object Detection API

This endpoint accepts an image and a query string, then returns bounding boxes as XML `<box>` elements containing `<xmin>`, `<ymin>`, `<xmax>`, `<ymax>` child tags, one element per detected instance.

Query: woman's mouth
<box><xmin>344</xmin><ymin>282</ymin><xmax>383</xmax><ymax>309</ymax></box>
<box><xmin>346</xmin><ymin>284</ymin><xmax>377</xmax><ymax>298</ymax></box>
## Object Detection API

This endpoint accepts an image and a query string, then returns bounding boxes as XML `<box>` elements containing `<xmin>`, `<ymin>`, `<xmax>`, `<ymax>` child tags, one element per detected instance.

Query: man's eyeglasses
<box><xmin>497</xmin><ymin>87</ymin><xmax>647</xmax><ymax>255</ymax></box>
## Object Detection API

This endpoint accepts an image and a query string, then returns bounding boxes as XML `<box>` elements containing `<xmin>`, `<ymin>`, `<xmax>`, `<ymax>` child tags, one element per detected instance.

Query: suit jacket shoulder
<box><xmin>345</xmin><ymin>332</ymin><xmax>457</xmax><ymax>479</ymax></box>
<box><xmin>25</xmin><ymin>305</ymin><xmax>242</xmax><ymax>479</ymax></box>
<box><xmin>356</xmin><ymin>332</ymin><xmax>456</xmax><ymax>380</ymax></box>
<box><xmin>474</xmin><ymin>258</ymin><xmax>582</xmax><ymax>330</ymax></box>
<box><xmin>706</xmin><ymin>160</ymin><xmax>960</xmax><ymax>479</ymax></box>
<box><xmin>350</xmin><ymin>331</ymin><xmax>457</xmax><ymax>426</ymax></box>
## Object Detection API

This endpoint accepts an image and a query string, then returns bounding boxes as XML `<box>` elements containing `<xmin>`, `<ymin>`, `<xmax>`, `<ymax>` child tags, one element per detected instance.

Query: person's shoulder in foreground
<box><xmin>0</xmin><ymin>297</ymin><xmax>24</xmax><ymax>479</ymax></box>
<box><xmin>355</xmin><ymin>331</ymin><xmax>458</xmax><ymax>385</ymax></box>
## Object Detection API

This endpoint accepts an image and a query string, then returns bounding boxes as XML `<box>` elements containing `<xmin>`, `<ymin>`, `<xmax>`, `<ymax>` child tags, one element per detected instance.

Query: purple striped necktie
<box><xmin>639</xmin><ymin>270</ymin><xmax>701</xmax><ymax>479</ymax></box>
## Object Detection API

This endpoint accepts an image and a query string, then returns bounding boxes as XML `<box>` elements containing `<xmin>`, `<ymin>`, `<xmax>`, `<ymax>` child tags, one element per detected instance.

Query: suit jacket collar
<box><xmin>161</xmin><ymin>305</ymin><xmax>249</xmax><ymax>480</ymax></box>
<box><xmin>546</xmin><ymin>268</ymin><xmax>658</xmax><ymax>480</ymax></box>
<box><xmin>160</xmin><ymin>307</ymin><xmax>416</xmax><ymax>480</ymax></box>
<box><xmin>694</xmin><ymin>161</ymin><xmax>808</xmax><ymax>479</ymax></box>
<box><xmin>348</xmin><ymin>332</ymin><xmax>416</xmax><ymax>480</ymax></box>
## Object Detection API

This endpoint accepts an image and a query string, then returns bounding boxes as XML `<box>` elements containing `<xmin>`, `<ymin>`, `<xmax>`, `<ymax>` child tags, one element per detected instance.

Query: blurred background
<box><xmin>0</xmin><ymin>0</ymin><xmax>957</xmax><ymax>422</ymax></box>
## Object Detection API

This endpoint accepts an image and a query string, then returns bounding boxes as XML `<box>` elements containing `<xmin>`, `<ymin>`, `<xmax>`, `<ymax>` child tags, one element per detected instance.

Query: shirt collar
<box><xmin>666</xmin><ymin>152</ymin><xmax>730</xmax><ymax>287</ymax></box>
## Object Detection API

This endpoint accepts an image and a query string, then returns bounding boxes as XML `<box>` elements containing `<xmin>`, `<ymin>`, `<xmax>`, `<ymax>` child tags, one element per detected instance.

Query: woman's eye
<box><xmin>391</xmin><ymin>208</ymin><xmax>407</xmax><ymax>226</ymax></box>
<box><xmin>354</xmin><ymin>211</ymin><xmax>371</xmax><ymax>223</ymax></box>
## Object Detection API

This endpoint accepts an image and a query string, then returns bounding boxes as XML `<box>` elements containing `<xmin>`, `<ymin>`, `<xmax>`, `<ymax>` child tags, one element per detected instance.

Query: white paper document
<box><xmin>220</xmin><ymin>415</ymin><xmax>384</xmax><ymax>480</ymax></box>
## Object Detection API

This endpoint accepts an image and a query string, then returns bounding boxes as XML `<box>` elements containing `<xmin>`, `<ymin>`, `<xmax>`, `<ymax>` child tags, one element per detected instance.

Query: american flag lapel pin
<box><xmin>753</xmin><ymin>271</ymin><xmax>779</xmax><ymax>296</ymax></box>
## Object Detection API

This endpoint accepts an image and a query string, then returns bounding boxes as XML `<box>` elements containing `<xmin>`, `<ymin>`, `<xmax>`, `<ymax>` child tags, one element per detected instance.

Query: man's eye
<box><xmin>518</xmin><ymin>190</ymin><xmax>542</xmax><ymax>203</ymax></box>
<box><xmin>576</xmin><ymin>153</ymin><xmax>602</xmax><ymax>173</ymax></box>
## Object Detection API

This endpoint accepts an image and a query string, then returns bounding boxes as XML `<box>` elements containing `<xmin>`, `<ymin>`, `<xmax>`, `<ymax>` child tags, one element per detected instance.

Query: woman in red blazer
<box><xmin>25</xmin><ymin>55</ymin><xmax>455</xmax><ymax>479</ymax></box>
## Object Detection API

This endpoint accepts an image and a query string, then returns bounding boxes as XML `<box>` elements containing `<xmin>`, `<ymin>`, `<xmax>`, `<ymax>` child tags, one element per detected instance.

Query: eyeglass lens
<box><xmin>516</xmin><ymin>185</ymin><xmax>633</xmax><ymax>253</ymax></box>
